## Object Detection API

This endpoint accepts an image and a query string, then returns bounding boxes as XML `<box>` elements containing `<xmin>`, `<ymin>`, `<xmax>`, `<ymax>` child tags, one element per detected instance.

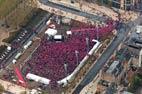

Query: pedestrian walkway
<box><xmin>80</xmin><ymin>74</ymin><xmax>101</xmax><ymax>94</ymax></box>
<box><xmin>48</xmin><ymin>0</ymin><xmax>118</xmax><ymax>21</ymax></box>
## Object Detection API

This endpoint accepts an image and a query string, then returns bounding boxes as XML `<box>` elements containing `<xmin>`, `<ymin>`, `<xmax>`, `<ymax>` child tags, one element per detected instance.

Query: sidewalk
<box><xmin>48</xmin><ymin>0</ymin><xmax>118</xmax><ymax>21</ymax></box>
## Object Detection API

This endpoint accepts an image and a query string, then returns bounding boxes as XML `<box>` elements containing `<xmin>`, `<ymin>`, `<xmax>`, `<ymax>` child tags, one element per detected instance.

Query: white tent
<box><xmin>45</xmin><ymin>28</ymin><xmax>57</xmax><ymax>36</ymax></box>
<box><xmin>54</xmin><ymin>35</ymin><xmax>62</xmax><ymax>39</ymax></box>
<box><xmin>23</xmin><ymin>41</ymin><xmax>32</xmax><ymax>49</ymax></box>
<box><xmin>12</xmin><ymin>59</ymin><xmax>17</xmax><ymax>64</ymax></box>
<box><xmin>53</xmin><ymin>35</ymin><xmax>64</xmax><ymax>41</ymax></box>
<box><xmin>46</xmin><ymin>19</ymin><xmax>51</xmax><ymax>25</ymax></box>
<box><xmin>7</xmin><ymin>46</ymin><xmax>11</xmax><ymax>51</ymax></box>
<box><xmin>66</xmin><ymin>31</ymin><xmax>72</xmax><ymax>35</ymax></box>
<box><xmin>88</xmin><ymin>39</ymin><xmax>100</xmax><ymax>55</ymax></box>
<box><xmin>15</xmin><ymin>52</ymin><xmax>22</xmax><ymax>60</ymax></box>
<box><xmin>26</xmin><ymin>73</ymin><xmax>50</xmax><ymax>85</ymax></box>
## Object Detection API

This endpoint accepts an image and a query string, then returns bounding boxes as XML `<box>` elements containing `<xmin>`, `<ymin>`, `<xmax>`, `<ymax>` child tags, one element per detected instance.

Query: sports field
<box><xmin>0</xmin><ymin>0</ymin><xmax>21</xmax><ymax>19</ymax></box>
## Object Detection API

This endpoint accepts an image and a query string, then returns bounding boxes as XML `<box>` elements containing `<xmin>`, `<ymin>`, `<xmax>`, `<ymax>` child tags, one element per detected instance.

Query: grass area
<box><xmin>0</xmin><ymin>0</ymin><xmax>37</xmax><ymax>29</ymax></box>
<box><xmin>6</xmin><ymin>1</ymin><xmax>35</xmax><ymax>28</ymax></box>
<box><xmin>2</xmin><ymin>30</ymin><xmax>20</xmax><ymax>43</ymax></box>
<box><xmin>25</xmin><ymin>9</ymin><xmax>47</xmax><ymax>29</ymax></box>
<box><xmin>0</xmin><ymin>0</ymin><xmax>21</xmax><ymax>19</ymax></box>
<box><xmin>3</xmin><ymin>9</ymin><xmax>47</xmax><ymax>44</ymax></box>
<box><xmin>0</xmin><ymin>0</ymin><xmax>5</xmax><ymax>6</ymax></box>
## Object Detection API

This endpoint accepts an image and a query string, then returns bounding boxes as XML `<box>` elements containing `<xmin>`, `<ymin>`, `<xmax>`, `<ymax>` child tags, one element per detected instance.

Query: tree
<box><xmin>0</xmin><ymin>84</ymin><xmax>5</xmax><ymax>93</ymax></box>
<box><xmin>128</xmin><ymin>74</ymin><xmax>142</xmax><ymax>93</ymax></box>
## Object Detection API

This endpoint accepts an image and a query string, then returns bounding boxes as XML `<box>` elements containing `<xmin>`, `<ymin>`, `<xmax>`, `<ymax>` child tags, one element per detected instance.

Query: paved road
<box><xmin>40</xmin><ymin>0</ymin><xmax>107</xmax><ymax>22</ymax></box>
<box><xmin>73</xmin><ymin>17</ymin><xmax>142</xmax><ymax>94</ymax></box>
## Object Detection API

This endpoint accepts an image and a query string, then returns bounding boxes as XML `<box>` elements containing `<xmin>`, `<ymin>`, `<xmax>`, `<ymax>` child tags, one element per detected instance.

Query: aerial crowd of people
<box><xmin>23</xmin><ymin>19</ymin><xmax>116</xmax><ymax>85</ymax></box>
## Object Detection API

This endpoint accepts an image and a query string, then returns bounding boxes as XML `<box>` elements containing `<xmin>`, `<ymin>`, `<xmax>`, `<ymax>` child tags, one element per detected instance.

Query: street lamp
<box><xmin>64</xmin><ymin>61</ymin><xmax>68</xmax><ymax>76</ymax></box>
<box><xmin>86</xmin><ymin>37</ymin><xmax>90</xmax><ymax>53</ymax></box>
<box><xmin>96</xmin><ymin>23</ymin><xmax>99</xmax><ymax>40</ymax></box>
<box><xmin>75</xmin><ymin>50</ymin><xmax>79</xmax><ymax>65</ymax></box>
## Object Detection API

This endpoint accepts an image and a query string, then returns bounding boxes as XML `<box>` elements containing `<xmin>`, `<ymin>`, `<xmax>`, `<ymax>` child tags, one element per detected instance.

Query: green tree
<box><xmin>129</xmin><ymin>75</ymin><xmax>142</xmax><ymax>93</ymax></box>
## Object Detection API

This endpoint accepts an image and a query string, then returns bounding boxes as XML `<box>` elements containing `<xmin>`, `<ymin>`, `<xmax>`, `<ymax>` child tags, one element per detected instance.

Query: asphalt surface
<box><xmin>73</xmin><ymin>16</ymin><xmax>142</xmax><ymax>94</ymax></box>
<box><xmin>40</xmin><ymin>0</ymin><xmax>107</xmax><ymax>22</ymax></box>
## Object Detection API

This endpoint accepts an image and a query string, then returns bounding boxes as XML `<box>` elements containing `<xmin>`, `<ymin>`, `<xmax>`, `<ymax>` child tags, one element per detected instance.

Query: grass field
<box><xmin>2</xmin><ymin>9</ymin><xmax>47</xmax><ymax>44</ymax></box>
<box><xmin>0</xmin><ymin>0</ymin><xmax>5</xmax><ymax>5</ymax></box>
<box><xmin>6</xmin><ymin>2</ymin><xmax>35</xmax><ymax>28</ymax></box>
<box><xmin>0</xmin><ymin>0</ymin><xmax>21</xmax><ymax>19</ymax></box>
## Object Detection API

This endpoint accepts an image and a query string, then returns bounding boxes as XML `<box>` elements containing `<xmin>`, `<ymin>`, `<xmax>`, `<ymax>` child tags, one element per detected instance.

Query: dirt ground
<box><xmin>0</xmin><ymin>28</ymin><xmax>9</xmax><ymax>46</ymax></box>
<box><xmin>0</xmin><ymin>79</ymin><xmax>29</xmax><ymax>94</ymax></box>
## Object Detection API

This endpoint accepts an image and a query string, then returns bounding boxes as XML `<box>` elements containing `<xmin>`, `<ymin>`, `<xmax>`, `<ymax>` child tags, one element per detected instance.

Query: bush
<box><xmin>20</xmin><ymin>91</ymin><xmax>27</xmax><ymax>94</ymax></box>
<box><xmin>0</xmin><ymin>45</ymin><xmax>7</xmax><ymax>55</ymax></box>
<box><xmin>0</xmin><ymin>84</ymin><xmax>5</xmax><ymax>93</ymax></box>
<box><xmin>128</xmin><ymin>75</ymin><xmax>142</xmax><ymax>93</ymax></box>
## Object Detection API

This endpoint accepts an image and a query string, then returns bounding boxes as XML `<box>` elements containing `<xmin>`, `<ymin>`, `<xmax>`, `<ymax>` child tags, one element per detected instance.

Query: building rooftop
<box><xmin>106</xmin><ymin>61</ymin><xmax>120</xmax><ymax>74</ymax></box>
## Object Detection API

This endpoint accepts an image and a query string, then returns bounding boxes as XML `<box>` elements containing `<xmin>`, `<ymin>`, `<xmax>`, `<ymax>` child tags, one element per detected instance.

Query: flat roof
<box><xmin>106</xmin><ymin>61</ymin><xmax>119</xmax><ymax>74</ymax></box>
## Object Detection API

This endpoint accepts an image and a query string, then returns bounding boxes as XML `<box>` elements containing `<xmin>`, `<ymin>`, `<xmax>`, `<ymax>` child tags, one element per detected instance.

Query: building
<box><xmin>98</xmin><ymin>0</ymin><xmax>142</xmax><ymax>11</ymax></box>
